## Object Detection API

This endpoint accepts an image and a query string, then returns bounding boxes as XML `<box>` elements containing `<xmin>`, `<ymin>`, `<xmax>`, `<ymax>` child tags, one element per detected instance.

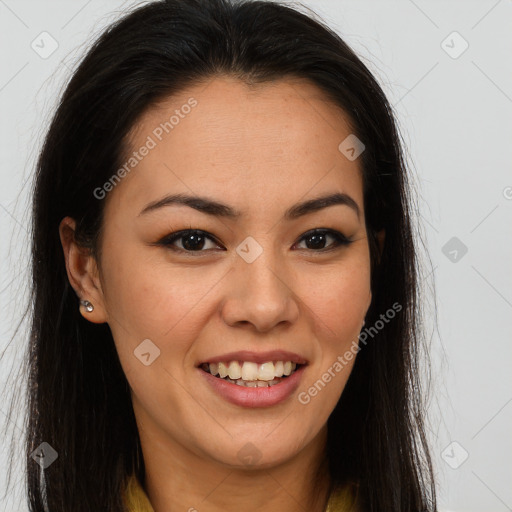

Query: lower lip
<box><xmin>198</xmin><ymin>366</ymin><xmax>306</xmax><ymax>408</ymax></box>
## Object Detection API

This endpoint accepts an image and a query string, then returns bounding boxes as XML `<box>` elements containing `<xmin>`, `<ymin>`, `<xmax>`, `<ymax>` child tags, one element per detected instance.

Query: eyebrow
<box><xmin>138</xmin><ymin>191</ymin><xmax>360</xmax><ymax>220</ymax></box>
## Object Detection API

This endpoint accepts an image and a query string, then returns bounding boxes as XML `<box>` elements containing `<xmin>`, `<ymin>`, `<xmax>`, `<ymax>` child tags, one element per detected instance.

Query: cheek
<box><xmin>101</xmin><ymin>257</ymin><xmax>213</xmax><ymax>424</ymax></box>
<box><xmin>294</xmin><ymin>264</ymin><xmax>369</xmax><ymax>428</ymax></box>
<box><xmin>101</xmin><ymin>244</ymin><xmax>213</xmax><ymax>336</ymax></box>
<box><xmin>100</xmin><ymin>246</ymin><xmax>227</xmax><ymax>389</ymax></box>
<box><xmin>302</xmin><ymin>259</ymin><xmax>371</xmax><ymax>339</ymax></box>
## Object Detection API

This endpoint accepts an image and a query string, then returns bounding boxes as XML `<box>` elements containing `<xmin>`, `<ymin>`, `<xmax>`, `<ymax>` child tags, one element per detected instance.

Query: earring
<box><xmin>80</xmin><ymin>299</ymin><xmax>94</xmax><ymax>313</ymax></box>
<box><xmin>361</xmin><ymin>318</ymin><xmax>366</xmax><ymax>328</ymax></box>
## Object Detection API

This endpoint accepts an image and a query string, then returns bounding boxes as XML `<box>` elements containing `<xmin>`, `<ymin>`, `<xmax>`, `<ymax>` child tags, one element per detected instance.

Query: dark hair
<box><xmin>18</xmin><ymin>0</ymin><xmax>437</xmax><ymax>510</ymax></box>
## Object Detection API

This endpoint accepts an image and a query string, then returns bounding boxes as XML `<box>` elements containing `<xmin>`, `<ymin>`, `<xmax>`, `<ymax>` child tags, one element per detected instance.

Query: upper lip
<box><xmin>198</xmin><ymin>350</ymin><xmax>308</xmax><ymax>366</ymax></box>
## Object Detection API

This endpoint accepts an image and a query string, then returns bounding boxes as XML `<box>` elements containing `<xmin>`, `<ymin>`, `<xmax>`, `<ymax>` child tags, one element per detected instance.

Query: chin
<box><xmin>204</xmin><ymin>433</ymin><xmax>308</xmax><ymax>471</ymax></box>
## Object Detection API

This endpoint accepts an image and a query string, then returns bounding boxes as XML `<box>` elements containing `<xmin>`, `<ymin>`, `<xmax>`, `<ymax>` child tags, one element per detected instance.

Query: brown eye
<box><xmin>159</xmin><ymin>230</ymin><xmax>223</xmax><ymax>252</ymax></box>
<box><xmin>295</xmin><ymin>229</ymin><xmax>353</xmax><ymax>251</ymax></box>
<box><xmin>157</xmin><ymin>228</ymin><xmax>352</xmax><ymax>255</ymax></box>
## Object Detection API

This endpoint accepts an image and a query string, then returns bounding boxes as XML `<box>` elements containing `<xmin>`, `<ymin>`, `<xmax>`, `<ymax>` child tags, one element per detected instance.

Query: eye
<box><xmin>158</xmin><ymin>229</ymin><xmax>223</xmax><ymax>253</ymax></box>
<box><xmin>157</xmin><ymin>228</ymin><xmax>353</xmax><ymax>254</ymax></box>
<box><xmin>294</xmin><ymin>228</ymin><xmax>353</xmax><ymax>252</ymax></box>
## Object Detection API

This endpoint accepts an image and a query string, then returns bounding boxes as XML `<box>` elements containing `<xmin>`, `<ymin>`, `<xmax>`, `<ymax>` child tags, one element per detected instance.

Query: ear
<box><xmin>59</xmin><ymin>216</ymin><xmax>108</xmax><ymax>324</ymax></box>
<box><xmin>365</xmin><ymin>229</ymin><xmax>385</xmax><ymax>321</ymax></box>
<box><xmin>360</xmin><ymin>290</ymin><xmax>372</xmax><ymax>329</ymax></box>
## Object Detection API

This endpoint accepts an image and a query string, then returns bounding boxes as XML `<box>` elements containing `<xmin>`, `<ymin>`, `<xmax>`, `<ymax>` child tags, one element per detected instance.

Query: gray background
<box><xmin>1</xmin><ymin>0</ymin><xmax>511</xmax><ymax>510</ymax></box>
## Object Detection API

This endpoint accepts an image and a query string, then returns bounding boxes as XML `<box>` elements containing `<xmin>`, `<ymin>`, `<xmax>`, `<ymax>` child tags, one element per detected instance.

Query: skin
<box><xmin>60</xmin><ymin>75</ymin><xmax>384</xmax><ymax>512</ymax></box>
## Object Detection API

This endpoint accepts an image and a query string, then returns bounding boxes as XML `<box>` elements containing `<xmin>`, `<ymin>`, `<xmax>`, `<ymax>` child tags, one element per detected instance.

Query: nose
<box><xmin>220</xmin><ymin>248</ymin><xmax>300</xmax><ymax>333</ymax></box>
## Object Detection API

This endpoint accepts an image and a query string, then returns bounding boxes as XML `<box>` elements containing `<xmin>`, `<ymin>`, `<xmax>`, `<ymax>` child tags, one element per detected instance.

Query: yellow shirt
<box><xmin>123</xmin><ymin>474</ymin><xmax>360</xmax><ymax>512</ymax></box>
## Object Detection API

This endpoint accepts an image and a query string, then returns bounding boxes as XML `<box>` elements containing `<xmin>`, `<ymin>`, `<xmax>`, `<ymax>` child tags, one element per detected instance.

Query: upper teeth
<box><xmin>207</xmin><ymin>361</ymin><xmax>297</xmax><ymax>381</ymax></box>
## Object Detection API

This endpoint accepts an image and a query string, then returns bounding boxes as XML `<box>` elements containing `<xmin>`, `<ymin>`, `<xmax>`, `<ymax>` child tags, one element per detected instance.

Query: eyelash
<box><xmin>157</xmin><ymin>228</ymin><xmax>353</xmax><ymax>254</ymax></box>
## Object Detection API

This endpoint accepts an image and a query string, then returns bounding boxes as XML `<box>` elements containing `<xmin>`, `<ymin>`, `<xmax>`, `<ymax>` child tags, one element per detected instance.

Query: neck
<box><xmin>137</xmin><ymin>418</ymin><xmax>331</xmax><ymax>512</ymax></box>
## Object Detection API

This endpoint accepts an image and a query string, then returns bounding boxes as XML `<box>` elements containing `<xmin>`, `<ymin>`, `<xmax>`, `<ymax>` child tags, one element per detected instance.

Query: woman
<box><xmin>25</xmin><ymin>0</ymin><xmax>437</xmax><ymax>510</ymax></box>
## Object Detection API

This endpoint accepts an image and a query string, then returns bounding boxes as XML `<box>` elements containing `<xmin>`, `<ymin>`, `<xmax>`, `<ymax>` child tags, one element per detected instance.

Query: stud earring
<box><xmin>80</xmin><ymin>299</ymin><xmax>94</xmax><ymax>313</ymax></box>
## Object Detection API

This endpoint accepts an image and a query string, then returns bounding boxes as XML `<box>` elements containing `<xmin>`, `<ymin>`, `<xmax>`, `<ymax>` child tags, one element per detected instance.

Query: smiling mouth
<box><xmin>200</xmin><ymin>360</ymin><xmax>304</xmax><ymax>388</ymax></box>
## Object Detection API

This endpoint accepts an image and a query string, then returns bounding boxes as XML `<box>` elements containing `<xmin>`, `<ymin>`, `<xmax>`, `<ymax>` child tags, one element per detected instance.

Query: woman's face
<box><xmin>88</xmin><ymin>76</ymin><xmax>372</xmax><ymax>469</ymax></box>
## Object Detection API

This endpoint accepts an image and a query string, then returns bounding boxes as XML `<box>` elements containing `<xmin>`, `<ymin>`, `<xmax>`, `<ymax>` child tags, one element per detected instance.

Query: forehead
<box><xmin>105</xmin><ymin>76</ymin><xmax>364</xmax><ymax>221</ymax></box>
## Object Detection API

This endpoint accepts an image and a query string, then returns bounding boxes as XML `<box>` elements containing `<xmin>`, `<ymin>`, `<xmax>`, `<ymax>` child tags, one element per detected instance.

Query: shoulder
<box><xmin>325</xmin><ymin>480</ymin><xmax>362</xmax><ymax>512</ymax></box>
<box><xmin>123</xmin><ymin>474</ymin><xmax>155</xmax><ymax>512</ymax></box>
